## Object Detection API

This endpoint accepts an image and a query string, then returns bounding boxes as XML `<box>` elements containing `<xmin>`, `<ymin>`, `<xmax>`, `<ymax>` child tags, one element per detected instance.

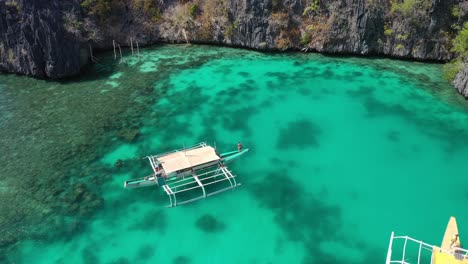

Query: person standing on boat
<box><xmin>450</xmin><ymin>234</ymin><xmax>462</xmax><ymax>248</ymax></box>
<box><xmin>237</xmin><ymin>142</ymin><xmax>243</xmax><ymax>152</ymax></box>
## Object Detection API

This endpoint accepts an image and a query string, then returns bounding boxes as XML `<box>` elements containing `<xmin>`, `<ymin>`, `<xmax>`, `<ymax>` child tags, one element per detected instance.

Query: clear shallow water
<box><xmin>2</xmin><ymin>45</ymin><xmax>468</xmax><ymax>264</ymax></box>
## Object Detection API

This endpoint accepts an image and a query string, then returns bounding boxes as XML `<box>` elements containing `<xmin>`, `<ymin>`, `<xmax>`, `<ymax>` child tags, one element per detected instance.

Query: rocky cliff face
<box><xmin>0</xmin><ymin>0</ymin><xmax>82</xmax><ymax>78</ymax></box>
<box><xmin>0</xmin><ymin>0</ymin><xmax>467</xmax><ymax>92</ymax></box>
<box><xmin>454</xmin><ymin>64</ymin><xmax>468</xmax><ymax>98</ymax></box>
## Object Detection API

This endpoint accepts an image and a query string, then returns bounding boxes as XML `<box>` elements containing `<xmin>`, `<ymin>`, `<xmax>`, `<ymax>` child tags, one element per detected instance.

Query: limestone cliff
<box><xmin>0</xmin><ymin>0</ymin><xmax>82</xmax><ymax>78</ymax></box>
<box><xmin>1</xmin><ymin>0</ymin><xmax>468</xmax><ymax>96</ymax></box>
<box><xmin>454</xmin><ymin>64</ymin><xmax>468</xmax><ymax>98</ymax></box>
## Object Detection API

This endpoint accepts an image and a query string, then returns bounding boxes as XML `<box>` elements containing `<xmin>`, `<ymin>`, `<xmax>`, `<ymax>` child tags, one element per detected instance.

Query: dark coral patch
<box><xmin>363</xmin><ymin>97</ymin><xmax>410</xmax><ymax>118</ymax></box>
<box><xmin>129</xmin><ymin>210</ymin><xmax>167</xmax><ymax>233</ymax></box>
<box><xmin>321</xmin><ymin>68</ymin><xmax>335</xmax><ymax>79</ymax></box>
<box><xmin>137</xmin><ymin>244</ymin><xmax>155</xmax><ymax>261</ymax></box>
<box><xmin>346</xmin><ymin>86</ymin><xmax>374</xmax><ymax>98</ymax></box>
<box><xmin>266</xmin><ymin>71</ymin><xmax>290</xmax><ymax>80</ymax></box>
<box><xmin>277</xmin><ymin>120</ymin><xmax>322</xmax><ymax>149</ymax></box>
<box><xmin>221</xmin><ymin>106</ymin><xmax>256</xmax><ymax>135</ymax></box>
<box><xmin>237</xmin><ymin>71</ymin><xmax>250</xmax><ymax>77</ymax></box>
<box><xmin>82</xmin><ymin>244</ymin><xmax>100</xmax><ymax>264</ymax></box>
<box><xmin>387</xmin><ymin>130</ymin><xmax>400</xmax><ymax>142</ymax></box>
<box><xmin>195</xmin><ymin>214</ymin><xmax>226</xmax><ymax>233</ymax></box>
<box><xmin>351</xmin><ymin>71</ymin><xmax>363</xmax><ymax>77</ymax></box>
<box><xmin>107</xmin><ymin>257</ymin><xmax>130</xmax><ymax>264</ymax></box>
<box><xmin>298</xmin><ymin>87</ymin><xmax>312</xmax><ymax>96</ymax></box>
<box><xmin>173</xmin><ymin>256</ymin><xmax>191</xmax><ymax>264</ymax></box>
<box><xmin>250</xmin><ymin>171</ymin><xmax>343</xmax><ymax>262</ymax></box>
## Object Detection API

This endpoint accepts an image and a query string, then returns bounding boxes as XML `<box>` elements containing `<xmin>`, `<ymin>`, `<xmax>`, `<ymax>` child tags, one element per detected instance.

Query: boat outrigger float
<box><xmin>124</xmin><ymin>142</ymin><xmax>249</xmax><ymax>207</ymax></box>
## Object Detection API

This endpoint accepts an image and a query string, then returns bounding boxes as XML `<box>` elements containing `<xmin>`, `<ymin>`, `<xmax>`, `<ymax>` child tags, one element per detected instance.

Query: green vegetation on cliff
<box><xmin>390</xmin><ymin>0</ymin><xmax>430</xmax><ymax>17</ymax></box>
<box><xmin>444</xmin><ymin>22</ymin><xmax>468</xmax><ymax>82</ymax></box>
<box><xmin>453</xmin><ymin>22</ymin><xmax>468</xmax><ymax>58</ymax></box>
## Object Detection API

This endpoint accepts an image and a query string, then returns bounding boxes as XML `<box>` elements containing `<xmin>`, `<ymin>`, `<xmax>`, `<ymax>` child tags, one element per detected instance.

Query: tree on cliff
<box><xmin>83</xmin><ymin>18</ymin><xmax>103</xmax><ymax>62</ymax></box>
<box><xmin>165</xmin><ymin>3</ymin><xmax>194</xmax><ymax>43</ymax></box>
<box><xmin>63</xmin><ymin>9</ymin><xmax>102</xmax><ymax>63</ymax></box>
<box><xmin>444</xmin><ymin>22</ymin><xmax>468</xmax><ymax>82</ymax></box>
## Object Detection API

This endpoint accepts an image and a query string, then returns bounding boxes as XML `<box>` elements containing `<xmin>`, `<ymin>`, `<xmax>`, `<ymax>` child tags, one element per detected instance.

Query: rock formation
<box><xmin>1</xmin><ymin>0</ymin><xmax>467</xmax><ymax>96</ymax></box>
<box><xmin>454</xmin><ymin>64</ymin><xmax>468</xmax><ymax>98</ymax></box>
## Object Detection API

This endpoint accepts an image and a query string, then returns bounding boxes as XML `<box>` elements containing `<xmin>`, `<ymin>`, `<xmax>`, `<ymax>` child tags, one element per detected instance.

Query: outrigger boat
<box><xmin>124</xmin><ymin>142</ymin><xmax>249</xmax><ymax>207</ymax></box>
<box><xmin>386</xmin><ymin>216</ymin><xmax>468</xmax><ymax>264</ymax></box>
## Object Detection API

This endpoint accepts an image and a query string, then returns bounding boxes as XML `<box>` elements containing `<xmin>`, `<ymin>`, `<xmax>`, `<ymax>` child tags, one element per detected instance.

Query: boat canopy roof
<box><xmin>157</xmin><ymin>146</ymin><xmax>220</xmax><ymax>174</ymax></box>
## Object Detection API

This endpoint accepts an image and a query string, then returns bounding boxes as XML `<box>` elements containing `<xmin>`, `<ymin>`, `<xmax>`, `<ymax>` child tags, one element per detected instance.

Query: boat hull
<box><xmin>220</xmin><ymin>148</ymin><xmax>249</xmax><ymax>164</ymax></box>
<box><xmin>124</xmin><ymin>176</ymin><xmax>158</xmax><ymax>189</ymax></box>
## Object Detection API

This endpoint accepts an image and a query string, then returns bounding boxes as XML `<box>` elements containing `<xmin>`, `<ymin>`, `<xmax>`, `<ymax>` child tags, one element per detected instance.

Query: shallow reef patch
<box><xmin>195</xmin><ymin>214</ymin><xmax>226</xmax><ymax>233</ymax></box>
<box><xmin>277</xmin><ymin>119</ymin><xmax>322</xmax><ymax>149</ymax></box>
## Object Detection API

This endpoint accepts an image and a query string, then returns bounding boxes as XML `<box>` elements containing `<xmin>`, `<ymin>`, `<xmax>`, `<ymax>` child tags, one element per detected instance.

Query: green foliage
<box><xmin>390</xmin><ymin>0</ymin><xmax>400</xmax><ymax>13</ymax></box>
<box><xmin>443</xmin><ymin>59</ymin><xmax>463</xmax><ymax>82</ymax></box>
<box><xmin>400</xmin><ymin>0</ymin><xmax>416</xmax><ymax>16</ymax></box>
<box><xmin>444</xmin><ymin>22</ymin><xmax>468</xmax><ymax>83</ymax></box>
<box><xmin>63</xmin><ymin>10</ymin><xmax>83</xmax><ymax>37</ymax></box>
<box><xmin>272</xmin><ymin>0</ymin><xmax>282</xmax><ymax>10</ymax></box>
<box><xmin>390</xmin><ymin>0</ymin><xmax>430</xmax><ymax>16</ymax></box>
<box><xmin>452</xmin><ymin>5</ymin><xmax>461</xmax><ymax>19</ymax></box>
<box><xmin>305</xmin><ymin>24</ymin><xmax>315</xmax><ymax>32</ymax></box>
<box><xmin>133</xmin><ymin>0</ymin><xmax>161</xmax><ymax>22</ymax></box>
<box><xmin>7</xmin><ymin>49</ymin><xmax>14</xmax><ymax>63</ymax></box>
<box><xmin>300</xmin><ymin>32</ymin><xmax>311</xmax><ymax>45</ymax></box>
<box><xmin>452</xmin><ymin>22</ymin><xmax>468</xmax><ymax>57</ymax></box>
<box><xmin>303</xmin><ymin>0</ymin><xmax>320</xmax><ymax>16</ymax></box>
<box><xmin>5</xmin><ymin>1</ymin><xmax>21</xmax><ymax>12</ymax></box>
<box><xmin>395</xmin><ymin>44</ymin><xmax>404</xmax><ymax>50</ymax></box>
<box><xmin>396</xmin><ymin>34</ymin><xmax>408</xmax><ymax>41</ymax></box>
<box><xmin>188</xmin><ymin>3</ymin><xmax>198</xmax><ymax>19</ymax></box>
<box><xmin>80</xmin><ymin>0</ymin><xmax>92</xmax><ymax>8</ymax></box>
<box><xmin>384</xmin><ymin>25</ymin><xmax>394</xmax><ymax>36</ymax></box>
<box><xmin>224</xmin><ymin>22</ymin><xmax>237</xmax><ymax>39</ymax></box>
<box><xmin>81</xmin><ymin>0</ymin><xmax>111</xmax><ymax>19</ymax></box>
<box><xmin>377</xmin><ymin>38</ymin><xmax>384</xmax><ymax>49</ymax></box>
<box><xmin>367</xmin><ymin>0</ymin><xmax>382</xmax><ymax>11</ymax></box>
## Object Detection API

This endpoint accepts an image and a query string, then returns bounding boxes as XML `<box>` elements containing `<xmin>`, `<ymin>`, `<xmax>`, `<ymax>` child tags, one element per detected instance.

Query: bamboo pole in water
<box><xmin>89</xmin><ymin>44</ymin><xmax>97</xmax><ymax>63</ymax></box>
<box><xmin>182</xmin><ymin>29</ymin><xmax>189</xmax><ymax>44</ymax></box>
<box><xmin>113</xmin><ymin>40</ymin><xmax>116</xmax><ymax>60</ymax></box>
<box><xmin>118</xmin><ymin>44</ymin><xmax>123</xmax><ymax>64</ymax></box>
<box><xmin>136</xmin><ymin>41</ymin><xmax>140</xmax><ymax>60</ymax></box>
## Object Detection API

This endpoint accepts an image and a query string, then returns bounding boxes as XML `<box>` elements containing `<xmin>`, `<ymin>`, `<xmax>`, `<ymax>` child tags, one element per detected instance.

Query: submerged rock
<box><xmin>195</xmin><ymin>214</ymin><xmax>226</xmax><ymax>233</ymax></box>
<box><xmin>173</xmin><ymin>256</ymin><xmax>191</xmax><ymax>264</ymax></box>
<box><xmin>115</xmin><ymin>159</ymin><xmax>124</xmax><ymax>168</ymax></box>
<box><xmin>67</xmin><ymin>183</ymin><xmax>104</xmax><ymax>217</ymax></box>
<box><xmin>118</xmin><ymin>128</ymin><xmax>140</xmax><ymax>142</ymax></box>
<box><xmin>453</xmin><ymin>64</ymin><xmax>468</xmax><ymax>99</ymax></box>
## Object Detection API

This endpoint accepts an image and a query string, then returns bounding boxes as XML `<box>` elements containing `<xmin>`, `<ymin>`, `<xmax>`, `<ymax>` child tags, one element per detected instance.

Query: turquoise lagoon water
<box><xmin>2</xmin><ymin>45</ymin><xmax>468</xmax><ymax>263</ymax></box>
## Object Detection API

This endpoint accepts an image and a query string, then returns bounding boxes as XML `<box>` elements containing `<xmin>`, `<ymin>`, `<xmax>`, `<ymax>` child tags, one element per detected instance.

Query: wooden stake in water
<box><xmin>130</xmin><ymin>37</ymin><xmax>134</xmax><ymax>56</ymax></box>
<box><xmin>182</xmin><ymin>29</ymin><xmax>190</xmax><ymax>44</ymax></box>
<box><xmin>89</xmin><ymin>44</ymin><xmax>97</xmax><ymax>63</ymax></box>
<box><xmin>113</xmin><ymin>40</ymin><xmax>116</xmax><ymax>60</ymax></box>
<box><xmin>136</xmin><ymin>41</ymin><xmax>140</xmax><ymax>60</ymax></box>
<box><xmin>118</xmin><ymin>44</ymin><xmax>123</xmax><ymax>64</ymax></box>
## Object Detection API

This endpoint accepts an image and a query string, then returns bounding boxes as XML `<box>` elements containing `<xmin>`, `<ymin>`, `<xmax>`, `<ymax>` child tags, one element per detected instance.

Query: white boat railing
<box><xmin>385</xmin><ymin>232</ymin><xmax>468</xmax><ymax>264</ymax></box>
<box><xmin>162</xmin><ymin>164</ymin><xmax>239</xmax><ymax>207</ymax></box>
